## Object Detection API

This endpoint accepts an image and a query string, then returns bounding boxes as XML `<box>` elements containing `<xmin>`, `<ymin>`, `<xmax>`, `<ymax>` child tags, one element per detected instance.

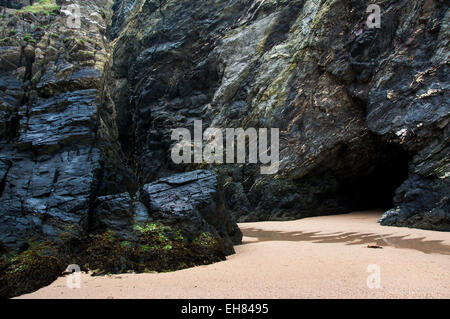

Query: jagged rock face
<box><xmin>0</xmin><ymin>0</ymin><xmax>448</xmax><ymax>253</ymax></box>
<box><xmin>0</xmin><ymin>0</ymin><xmax>241</xmax><ymax>259</ymax></box>
<box><xmin>91</xmin><ymin>192</ymin><xmax>143</xmax><ymax>241</ymax></box>
<box><xmin>110</xmin><ymin>0</ymin><xmax>139</xmax><ymax>39</ymax></box>
<box><xmin>0</xmin><ymin>0</ymin><xmax>137</xmax><ymax>251</ymax></box>
<box><xmin>0</xmin><ymin>1</ymin><xmax>29</xmax><ymax>10</ymax></box>
<box><xmin>0</xmin><ymin>0</ymin><xmax>447</xmax><ymax>297</ymax></box>
<box><xmin>141</xmin><ymin>170</ymin><xmax>242</xmax><ymax>254</ymax></box>
<box><xmin>111</xmin><ymin>0</ymin><xmax>449</xmax><ymax>230</ymax></box>
<box><xmin>91</xmin><ymin>170</ymin><xmax>242</xmax><ymax>254</ymax></box>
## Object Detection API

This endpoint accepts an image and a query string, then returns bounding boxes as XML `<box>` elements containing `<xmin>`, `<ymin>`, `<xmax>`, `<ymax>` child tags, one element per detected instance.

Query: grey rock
<box><xmin>0</xmin><ymin>0</ymin><xmax>136</xmax><ymax>252</ymax></box>
<box><xmin>91</xmin><ymin>193</ymin><xmax>137</xmax><ymax>240</ymax></box>
<box><xmin>0</xmin><ymin>0</ymin><xmax>30</xmax><ymax>9</ymax></box>
<box><xmin>141</xmin><ymin>170</ymin><xmax>242</xmax><ymax>254</ymax></box>
<box><xmin>0</xmin><ymin>0</ymin><xmax>447</xmax><ymax>263</ymax></box>
<box><xmin>110</xmin><ymin>0</ymin><xmax>448</xmax><ymax>230</ymax></box>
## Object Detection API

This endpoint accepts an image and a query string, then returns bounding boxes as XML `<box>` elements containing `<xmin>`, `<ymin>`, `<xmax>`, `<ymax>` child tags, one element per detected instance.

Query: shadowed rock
<box><xmin>141</xmin><ymin>170</ymin><xmax>242</xmax><ymax>255</ymax></box>
<box><xmin>111</xmin><ymin>0</ymin><xmax>449</xmax><ymax>230</ymax></box>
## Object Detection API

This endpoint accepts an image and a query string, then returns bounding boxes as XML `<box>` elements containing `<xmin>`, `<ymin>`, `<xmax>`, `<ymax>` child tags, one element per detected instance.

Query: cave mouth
<box><xmin>336</xmin><ymin>143</ymin><xmax>412</xmax><ymax>212</ymax></box>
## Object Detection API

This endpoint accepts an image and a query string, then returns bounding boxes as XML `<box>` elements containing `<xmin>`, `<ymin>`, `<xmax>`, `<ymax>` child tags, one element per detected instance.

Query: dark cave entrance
<box><xmin>335</xmin><ymin>143</ymin><xmax>412</xmax><ymax>212</ymax></box>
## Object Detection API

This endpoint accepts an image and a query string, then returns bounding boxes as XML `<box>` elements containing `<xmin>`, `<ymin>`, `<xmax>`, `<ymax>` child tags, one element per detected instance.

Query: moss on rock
<box><xmin>17</xmin><ymin>0</ymin><xmax>60</xmax><ymax>15</ymax></box>
<box><xmin>0</xmin><ymin>241</ymin><xmax>65</xmax><ymax>298</ymax></box>
<box><xmin>77</xmin><ymin>223</ymin><xmax>225</xmax><ymax>276</ymax></box>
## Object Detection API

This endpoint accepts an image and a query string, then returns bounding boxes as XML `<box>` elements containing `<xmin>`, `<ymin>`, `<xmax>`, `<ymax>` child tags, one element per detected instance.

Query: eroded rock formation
<box><xmin>110</xmin><ymin>0</ymin><xmax>448</xmax><ymax>228</ymax></box>
<box><xmin>0</xmin><ymin>0</ymin><xmax>448</xmax><ymax>297</ymax></box>
<box><xmin>0</xmin><ymin>0</ymin><xmax>240</xmax><ymax>298</ymax></box>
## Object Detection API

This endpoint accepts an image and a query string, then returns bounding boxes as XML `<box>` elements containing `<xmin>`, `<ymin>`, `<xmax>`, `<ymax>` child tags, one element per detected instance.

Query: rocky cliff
<box><xmin>0</xmin><ymin>0</ymin><xmax>448</xmax><ymax>297</ymax></box>
<box><xmin>0</xmin><ymin>0</ymin><xmax>241</xmax><ymax>298</ymax></box>
<box><xmin>109</xmin><ymin>0</ymin><xmax>448</xmax><ymax>228</ymax></box>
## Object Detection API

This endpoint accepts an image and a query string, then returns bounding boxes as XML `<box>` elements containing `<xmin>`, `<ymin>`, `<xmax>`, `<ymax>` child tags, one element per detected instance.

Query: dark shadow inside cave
<box><xmin>335</xmin><ymin>143</ymin><xmax>412</xmax><ymax>211</ymax></box>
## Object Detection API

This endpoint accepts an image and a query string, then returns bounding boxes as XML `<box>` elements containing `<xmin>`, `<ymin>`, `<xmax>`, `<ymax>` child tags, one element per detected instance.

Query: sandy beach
<box><xmin>17</xmin><ymin>211</ymin><xmax>450</xmax><ymax>299</ymax></box>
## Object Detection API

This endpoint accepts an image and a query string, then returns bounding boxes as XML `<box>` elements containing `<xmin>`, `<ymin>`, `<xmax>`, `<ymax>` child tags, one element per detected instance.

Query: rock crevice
<box><xmin>0</xmin><ymin>0</ymin><xmax>448</xmax><ymax>298</ymax></box>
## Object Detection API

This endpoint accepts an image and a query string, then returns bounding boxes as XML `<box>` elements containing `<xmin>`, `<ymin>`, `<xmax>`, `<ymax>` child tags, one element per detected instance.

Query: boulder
<box><xmin>141</xmin><ymin>170</ymin><xmax>242</xmax><ymax>255</ymax></box>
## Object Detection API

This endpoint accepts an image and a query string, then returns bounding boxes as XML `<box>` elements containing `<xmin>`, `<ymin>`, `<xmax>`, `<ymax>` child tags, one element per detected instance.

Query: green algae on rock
<box><xmin>17</xmin><ymin>0</ymin><xmax>59</xmax><ymax>15</ymax></box>
<box><xmin>0</xmin><ymin>0</ymin><xmax>448</xmax><ymax>299</ymax></box>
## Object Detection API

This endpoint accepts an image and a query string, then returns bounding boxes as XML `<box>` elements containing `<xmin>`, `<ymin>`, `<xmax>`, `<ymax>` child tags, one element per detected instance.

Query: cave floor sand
<box><xmin>17</xmin><ymin>211</ymin><xmax>450</xmax><ymax>299</ymax></box>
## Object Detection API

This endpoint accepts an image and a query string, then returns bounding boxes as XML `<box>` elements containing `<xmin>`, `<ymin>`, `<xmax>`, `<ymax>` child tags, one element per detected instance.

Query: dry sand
<box><xmin>17</xmin><ymin>211</ymin><xmax>450</xmax><ymax>299</ymax></box>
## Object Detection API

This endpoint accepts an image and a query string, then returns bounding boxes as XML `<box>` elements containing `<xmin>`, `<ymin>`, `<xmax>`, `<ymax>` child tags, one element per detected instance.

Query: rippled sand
<box><xmin>17</xmin><ymin>211</ymin><xmax>450</xmax><ymax>299</ymax></box>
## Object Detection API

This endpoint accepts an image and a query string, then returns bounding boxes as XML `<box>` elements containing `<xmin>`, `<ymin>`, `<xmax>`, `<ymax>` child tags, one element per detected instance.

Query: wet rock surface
<box><xmin>111</xmin><ymin>0</ymin><xmax>449</xmax><ymax>230</ymax></box>
<box><xmin>141</xmin><ymin>170</ymin><xmax>242</xmax><ymax>254</ymax></box>
<box><xmin>89</xmin><ymin>169</ymin><xmax>242</xmax><ymax>255</ymax></box>
<box><xmin>0</xmin><ymin>0</ymin><xmax>114</xmax><ymax>252</ymax></box>
<box><xmin>90</xmin><ymin>192</ymin><xmax>139</xmax><ymax>241</ymax></box>
<box><xmin>0</xmin><ymin>0</ymin><xmax>138</xmax><ymax>253</ymax></box>
<box><xmin>0</xmin><ymin>0</ymin><xmax>240</xmax><ymax>261</ymax></box>
<box><xmin>0</xmin><ymin>0</ymin><xmax>239</xmax><ymax>298</ymax></box>
<box><xmin>0</xmin><ymin>1</ymin><xmax>29</xmax><ymax>10</ymax></box>
<box><xmin>0</xmin><ymin>0</ymin><xmax>448</xmax><ymax>298</ymax></box>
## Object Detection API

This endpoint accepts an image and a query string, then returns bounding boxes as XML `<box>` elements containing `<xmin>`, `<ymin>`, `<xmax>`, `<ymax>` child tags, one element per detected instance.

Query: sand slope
<box><xmin>17</xmin><ymin>211</ymin><xmax>450</xmax><ymax>299</ymax></box>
